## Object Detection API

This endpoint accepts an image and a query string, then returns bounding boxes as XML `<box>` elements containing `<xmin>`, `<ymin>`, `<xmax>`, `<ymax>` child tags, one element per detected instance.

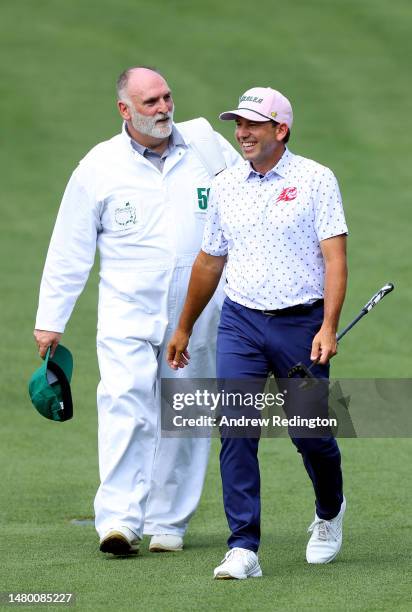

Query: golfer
<box><xmin>34</xmin><ymin>67</ymin><xmax>240</xmax><ymax>556</ymax></box>
<box><xmin>167</xmin><ymin>87</ymin><xmax>348</xmax><ymax>578</ymax></box>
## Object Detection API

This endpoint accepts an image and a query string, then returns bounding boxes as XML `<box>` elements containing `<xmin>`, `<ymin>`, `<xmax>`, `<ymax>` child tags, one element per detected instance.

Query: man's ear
<box><xmin>275</xmin><ymin>123</ymin><xmax>289</xmax><ymax>142</ymax></box>
<box><xmin>118</xmin><ymin>100</ymin><xmax>131</xmax><ymax>121</ymax></box>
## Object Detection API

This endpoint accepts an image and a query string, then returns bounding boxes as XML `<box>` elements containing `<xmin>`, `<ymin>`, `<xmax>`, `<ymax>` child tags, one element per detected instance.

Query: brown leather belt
<box><xmin>262</xmin><ymin>299</ymin><xmax>324</xmax><ymax>317</ymax></box>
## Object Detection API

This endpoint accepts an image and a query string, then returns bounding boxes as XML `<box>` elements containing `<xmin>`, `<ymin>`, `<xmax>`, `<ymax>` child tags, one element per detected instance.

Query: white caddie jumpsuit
<box><xmin>35</xmin><ymin>122</ymin><xmax>240</xmax><ymax>539</ymax></box>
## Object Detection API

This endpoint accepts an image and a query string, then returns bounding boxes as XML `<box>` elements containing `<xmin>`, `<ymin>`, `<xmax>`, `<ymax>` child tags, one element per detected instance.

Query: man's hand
<box><xmin>167</xmin><ymin>329</ymin><xmax>191</xmax><ymax>370</ymax></box>
<box><xmin>165</xmin><ymin>250</ymin><xmax>226</xmax><ymax>371</ymax></box>
<box><xmin>310</xmin><ymin>325</ymin><xmax>337</xmax><ymax>365</ymax></box>
<box><xmin>33</xmin><ymin>329</ymin><xmax>62</xmax><ymax>359</ymax></box>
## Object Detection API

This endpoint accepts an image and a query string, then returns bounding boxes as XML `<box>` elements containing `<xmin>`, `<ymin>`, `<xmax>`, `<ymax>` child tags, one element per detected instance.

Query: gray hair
<box><xmin>116</xmin><ymin>66</ymin><xmax>164</xmax><ymax>103</ymax></box>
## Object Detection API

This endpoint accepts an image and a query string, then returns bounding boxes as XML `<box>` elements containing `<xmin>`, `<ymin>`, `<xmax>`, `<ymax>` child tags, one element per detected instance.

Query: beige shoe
<box><xmin>149</xmin><ymin>534</ymin><xmax>183</xmax><ymax>552</ymax></box>
<box><xmin>100</xmin><ymin>528</ymin><xmax>140</xmax><ymax>556</ymax></box>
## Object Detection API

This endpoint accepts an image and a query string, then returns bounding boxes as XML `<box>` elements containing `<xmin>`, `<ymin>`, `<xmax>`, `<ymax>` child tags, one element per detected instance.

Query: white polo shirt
<box><xmin>202</xmin><ymin>148</ymin><xmax>348</xmax><ymax>310</ymax></box>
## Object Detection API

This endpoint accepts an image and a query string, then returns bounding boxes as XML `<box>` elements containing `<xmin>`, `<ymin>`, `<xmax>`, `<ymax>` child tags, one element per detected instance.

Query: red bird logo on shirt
<box><xmin>276</xmin><ymin>187</ymin><xmax>297</xmax><ymax>203</ymax></box>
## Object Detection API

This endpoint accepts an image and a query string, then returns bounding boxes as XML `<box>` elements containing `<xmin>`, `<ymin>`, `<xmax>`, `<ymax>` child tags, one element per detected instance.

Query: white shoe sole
<box><xmin>214</xmin><ymin>567</ymin><xmax>262</xmax><ymax>580</ymax></box>
<box><xmin>149</xmin><ymin>543</ymin><xmax>183</xmax><ymax>552</ymax></box>
<box><xmin>307</xmin><ymin>546</ymin><xmax>341</xmax><ymax>564</ymax></box>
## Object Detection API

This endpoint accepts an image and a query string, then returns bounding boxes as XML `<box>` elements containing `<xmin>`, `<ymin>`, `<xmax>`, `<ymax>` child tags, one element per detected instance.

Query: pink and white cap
<box><xmin>219</xmin><ymin>87</ymin><xmax>293</xmax><ymax>128</ymax></box>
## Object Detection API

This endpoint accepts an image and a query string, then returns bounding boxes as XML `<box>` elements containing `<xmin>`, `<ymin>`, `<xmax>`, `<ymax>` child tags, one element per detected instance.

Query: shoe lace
<box><xmin>308</xmin><ymin>518</ymin><xmax>334</xmax><ymax>541</ymax></box>
<box><xmin>221</xmin><ymin>548</ymin><xmax>251</xmax><ymax>565</ymax></box>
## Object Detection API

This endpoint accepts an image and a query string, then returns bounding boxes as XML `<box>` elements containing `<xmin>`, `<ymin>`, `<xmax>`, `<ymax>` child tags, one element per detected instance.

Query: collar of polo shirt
<box><xmin>243</xmin><ymin>147</ymin><xmax>293</xmax><ymax>181</ymax></box>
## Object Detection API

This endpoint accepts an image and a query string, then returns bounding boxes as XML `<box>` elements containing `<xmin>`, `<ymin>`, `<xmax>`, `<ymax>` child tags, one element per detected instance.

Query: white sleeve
<box><xmin>314</xmin><ymin>168</ymin><xmax>348</xmax><ymax>241</ymax></box>
<box><xmin>35</xmin><ymin>164</ymin><xmax>100</xmax><ymax>332</ymax></box>
<box><xmin>214</xmin><ymin>131</ymin><xmax>242</xmax><ymax>169</ymax></box>
<box><xmin>201</xmin><ymin>183</ymin><xmax>228</xmax><ymax>256</ymax></box>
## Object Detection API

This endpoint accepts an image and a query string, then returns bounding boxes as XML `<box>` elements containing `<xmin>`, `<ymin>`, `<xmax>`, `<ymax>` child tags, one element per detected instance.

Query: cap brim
<box><xmin>47</xmin><ymin>344</ymin><xmax>73</xmax><ymax>421</ymax></box>
<box><xmin>46</xmin><ymin>360</ymin><xmax>73</xmax><ymax>421</ymax></box>
<box><xmin>219</xmin><ymin>109</ymin><xmax>272</xmax><ymax>122</ymax></box>
<box><xmin>50</xmin><ymin>344</ymin><xmax>73</xmax><ymax>382</ymax></box>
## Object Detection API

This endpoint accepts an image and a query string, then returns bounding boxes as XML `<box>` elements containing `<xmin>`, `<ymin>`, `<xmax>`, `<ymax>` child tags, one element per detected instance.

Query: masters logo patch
<box><xmin>115</xmin><ymin>202</ymin><xmax>137</xmax><ymax>227</ymax></box>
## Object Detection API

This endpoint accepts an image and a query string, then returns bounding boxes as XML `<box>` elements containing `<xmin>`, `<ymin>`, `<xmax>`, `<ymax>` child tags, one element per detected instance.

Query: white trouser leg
<box><xmin>143</xmin><ymin>353</ymin><xmax>212</xmax><ymax>536</ymax></box>
<box><xmin>143</xmin><ymin>269</ymin><xmax>219</xmax><ymax>535</ymax></box>
<box><xmin>94</xmin><ymin>334</ymin><xmax>159</xmax><ymax>539</ymax></box>
<box><xmin>143</xmin><ymin>433</ymin><xmax>211</xmax><ymax>536</ymax></box>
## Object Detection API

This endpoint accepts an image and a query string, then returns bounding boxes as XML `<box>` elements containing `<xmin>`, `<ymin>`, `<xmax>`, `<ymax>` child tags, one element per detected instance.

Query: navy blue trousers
<box><xmin>217</xmin><ymin>297</ymin><xmax>343</xmax><ymax>553</ymax></box>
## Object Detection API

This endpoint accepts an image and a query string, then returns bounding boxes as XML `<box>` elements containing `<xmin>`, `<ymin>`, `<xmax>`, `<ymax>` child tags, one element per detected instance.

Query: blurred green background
<box><xmin>1</xmin><ymin>0</ymin><xmax>411</xmax><ymax>610</ymax></box>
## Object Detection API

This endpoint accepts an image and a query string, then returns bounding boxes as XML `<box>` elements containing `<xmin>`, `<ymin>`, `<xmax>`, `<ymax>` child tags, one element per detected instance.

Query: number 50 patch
<box><xmin>197</xmin><ymin>187</ymin><xmax>210</xmax><ymax>210</ymax></box>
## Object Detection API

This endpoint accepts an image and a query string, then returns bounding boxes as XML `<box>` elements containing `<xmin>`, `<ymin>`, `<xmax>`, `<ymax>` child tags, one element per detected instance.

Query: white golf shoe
<box><xmin>149</xmin><ymin>534</ymin><xmax>183</xmax><ymax>552</ymax></box>
<box><xmin>306</xmin><ymin>496</ymin><xmax>346</xmax><ymax>564</ymax></box>
<box><xmin>213</xmin><ymin>547</ymin><xmax>262</xmax><ymax>580</ymax></box>
<box><xmin>99</xmin><ymin>527</ymin><xmax>140</xmax><ymax>556</ymax></box>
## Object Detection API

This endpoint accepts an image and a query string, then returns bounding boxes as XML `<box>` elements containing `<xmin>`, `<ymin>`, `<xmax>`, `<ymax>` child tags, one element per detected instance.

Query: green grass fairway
<box><xmin>2</xmin><ymin>429</ymin><xmax>412</xmax><ymax>611</ymax></box>
<box><xmin>1</xmin><ymin>0</ymin><xmax>411</xmax><ymax>610</ymax></box>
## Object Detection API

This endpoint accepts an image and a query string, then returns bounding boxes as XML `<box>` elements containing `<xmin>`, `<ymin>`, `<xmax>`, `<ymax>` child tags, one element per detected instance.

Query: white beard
<box><xmin>129</xmin><ymin>105</ymin><xmax>174</xmax><ymax>139</ymax></box>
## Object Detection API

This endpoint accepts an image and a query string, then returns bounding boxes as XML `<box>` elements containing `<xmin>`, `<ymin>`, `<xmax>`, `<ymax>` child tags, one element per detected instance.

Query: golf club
<box><xmin>287</xmin><ymin>282</ymin><xmax>395</xmax><ymax>378</ymax></box>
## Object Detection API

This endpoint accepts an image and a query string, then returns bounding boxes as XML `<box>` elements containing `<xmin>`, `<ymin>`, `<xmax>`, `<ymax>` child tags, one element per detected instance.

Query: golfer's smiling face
<box><xmin>234</xmin><ymin>118</ymin><xmax>287</xmax><ymax>174</ymax></box>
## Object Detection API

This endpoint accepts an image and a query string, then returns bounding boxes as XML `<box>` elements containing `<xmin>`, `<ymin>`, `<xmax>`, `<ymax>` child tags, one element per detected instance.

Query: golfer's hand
<box><xmin>311</xmin><ymin>326</ymin><xmax>337</xmax><ymax>365</ymax></box>
<box><xmin>167</xmin><ymin>329</ymin><xmax>191</xmax><ymax>370</ymax></box>
<box><xmin>33</xmin><ymin>329</ymin><xmax>62</xmax><ymax>359</ymax></box>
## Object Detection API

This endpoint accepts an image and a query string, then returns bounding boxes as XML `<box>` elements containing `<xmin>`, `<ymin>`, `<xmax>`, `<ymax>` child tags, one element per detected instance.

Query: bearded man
<box><xmin>34</xmin><ymin>66</ymin><xmax>239</xmax><ymax>555</ymax></box>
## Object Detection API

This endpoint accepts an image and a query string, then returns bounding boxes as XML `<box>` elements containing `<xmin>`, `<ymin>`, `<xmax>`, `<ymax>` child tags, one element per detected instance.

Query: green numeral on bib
<box><xmin>197</xmin><ymin>187</ymin><xmax>210</xmax><ymax>210</ymax></box>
